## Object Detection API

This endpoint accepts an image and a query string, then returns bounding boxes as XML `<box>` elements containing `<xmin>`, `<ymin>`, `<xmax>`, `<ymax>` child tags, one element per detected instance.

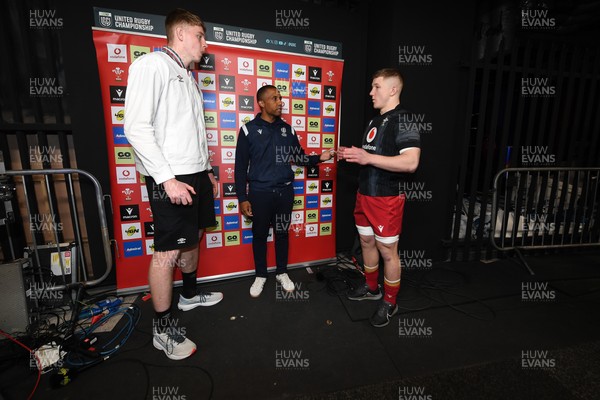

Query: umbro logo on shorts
<box><xmin>177</xmin><ymin>238</ymin><xmax>187</xmax><ymax>244</ymax></box>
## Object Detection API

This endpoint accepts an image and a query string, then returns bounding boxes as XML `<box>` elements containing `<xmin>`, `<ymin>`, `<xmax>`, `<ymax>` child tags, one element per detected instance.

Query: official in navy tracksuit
<box><xmin>235</xmin><ymin>85</ymin><xmax>334</xmax><ymax>297</ymax></box>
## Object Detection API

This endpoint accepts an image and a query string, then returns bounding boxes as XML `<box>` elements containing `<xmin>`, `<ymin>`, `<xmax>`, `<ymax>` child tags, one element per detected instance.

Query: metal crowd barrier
<box><xmin>3</xmin><ymin>168</ymin><xmax>112</xmax><ymax>290</ymax></box>
<box><xmin>490</xmin><ymin>167</ymin><xmax>600</xmax><ymax>274</ymax></box>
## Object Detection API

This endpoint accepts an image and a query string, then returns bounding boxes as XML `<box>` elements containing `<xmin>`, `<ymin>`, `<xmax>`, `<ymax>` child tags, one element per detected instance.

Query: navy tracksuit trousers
<box><xmin>248</xmin><ymin>185</ymin><xmax>294</xmax><ymax>277</ymax></box>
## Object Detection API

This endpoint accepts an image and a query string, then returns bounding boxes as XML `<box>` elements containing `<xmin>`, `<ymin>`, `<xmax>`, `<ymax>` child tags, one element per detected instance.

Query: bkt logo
<box><xmin>226</xmin><ymin>201</ymin><xmax>238</xmax><ymax>211</ymax></box>
<box><xmin>294</xmin><ymin>67</ymin><xmax>305</xmax><ymax>78</ymax></box>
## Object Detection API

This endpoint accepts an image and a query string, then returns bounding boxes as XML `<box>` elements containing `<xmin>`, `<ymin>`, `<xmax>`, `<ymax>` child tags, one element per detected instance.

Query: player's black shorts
<box><xmin>145</xmin><ymin>172</ymin><xmax>216</xmax><ymax>251</ymax></box>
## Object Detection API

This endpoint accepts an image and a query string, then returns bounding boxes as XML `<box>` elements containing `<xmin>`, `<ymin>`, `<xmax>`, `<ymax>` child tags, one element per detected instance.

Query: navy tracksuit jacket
<box><xmin>235</xmin><ymin>114</ymin><xmax>320</xmax><ymax>276</ymax></box>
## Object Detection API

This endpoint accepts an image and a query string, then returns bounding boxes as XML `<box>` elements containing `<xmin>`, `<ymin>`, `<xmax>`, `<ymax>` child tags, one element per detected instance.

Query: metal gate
<box><xmin>490</xmin><ymin>167</ymin><xmax>600</xmax><ymax>273</ymax></box>
<box><xmin>2</xmin><ymin>168</ymin><xmax>112</xmax><ymax>290</ymax></box>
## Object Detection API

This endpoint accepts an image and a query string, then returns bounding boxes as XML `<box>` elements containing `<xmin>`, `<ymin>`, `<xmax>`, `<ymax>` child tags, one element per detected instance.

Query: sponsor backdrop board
<box><xmin>92</xmin><ymin>8</ymin><xmax>343</xmax><ymax>291</ymax></box>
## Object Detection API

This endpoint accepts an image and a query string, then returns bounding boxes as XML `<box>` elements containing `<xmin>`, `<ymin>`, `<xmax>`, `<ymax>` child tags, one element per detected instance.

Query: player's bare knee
<box><xmin>360</xmin><ymin>234</ymin><xmax>376</xmax><ymax>248</ymax></box>
<box><xmin>376</xmin><ymin>241</ymin><xmax>398</xmax><ymax>261</ymax></box>
<box><xmin>152</xmin><ymin>249</ymin><xmax>181</xmax><ymax>269</ymax></box>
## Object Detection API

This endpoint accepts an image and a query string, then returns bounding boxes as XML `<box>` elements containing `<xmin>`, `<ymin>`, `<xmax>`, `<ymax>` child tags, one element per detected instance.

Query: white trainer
<box><xmin>250</xmin><ymin>277</ymin><xmax>267</xmax><ymax>298</ymax></box>
<box><xmin>153</xmin><ymin>330</ymin><xmax>197</xmax><ymax>360</ymax></box>
<box><xmin>276</xmin><ymin>273</ymin><xmax>295</xmax><ymax>292</ymax></box>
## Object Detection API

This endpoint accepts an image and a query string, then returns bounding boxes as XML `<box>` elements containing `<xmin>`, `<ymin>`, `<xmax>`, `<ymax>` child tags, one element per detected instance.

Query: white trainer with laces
<box><xmin>178</xmin><ymin>291</ymin><xmax>223</xmax><ymax>311</ymax></box>
<box><xmin>276</xmin><ymin>273</ymin><xmax>295</xmax><ymax>292</ymax></box>
<box><xmin>250</xmin><ymin>277</ymin><xmax>267</xmax><ymax>298</ymax></box>
<box><xmin>153</xmin><ymin>330</ymin><xmax>197</xmax><ymax>360</ymax></box>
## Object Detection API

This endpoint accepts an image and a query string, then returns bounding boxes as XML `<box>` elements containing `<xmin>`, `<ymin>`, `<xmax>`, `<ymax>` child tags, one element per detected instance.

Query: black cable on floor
<box><xmin>105</xmin><ymin>358</ymin><xmax>215</xmax><ymax>400</ymax></box>
<box><xmin>403</xmin><ymin>264</ymin><xmax>497</xmax><ymax>321</ymax></box>
<box><xmin>329</xmin><ymin>254</ymin><xmax>498</xmax><ymax>322</ymax></box>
